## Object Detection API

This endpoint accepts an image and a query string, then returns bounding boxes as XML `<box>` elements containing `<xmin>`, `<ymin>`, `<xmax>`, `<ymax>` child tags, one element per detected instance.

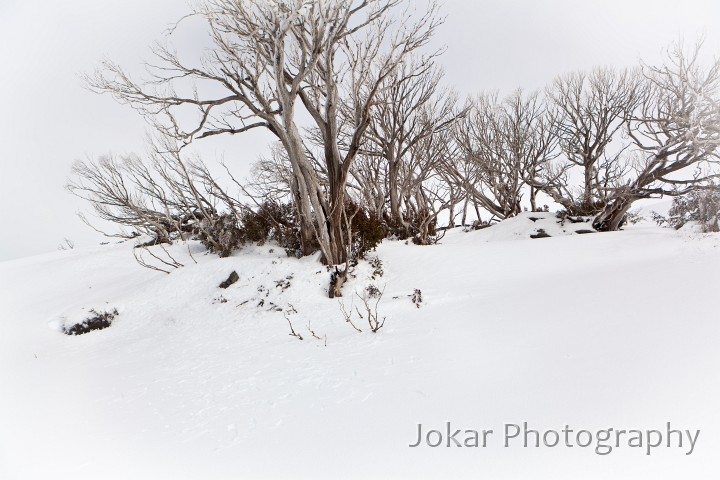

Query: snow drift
<box><xmin>1</xmin><ymin>218</ymin><xmax>719</xmax><ymax>479</ymax></box>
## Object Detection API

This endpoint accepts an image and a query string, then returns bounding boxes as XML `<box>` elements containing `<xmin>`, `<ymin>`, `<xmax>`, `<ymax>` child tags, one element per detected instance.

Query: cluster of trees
<box><xmin>68</xmin><ymin>0</ymin><xmax>720</xmax><ymax>294</ymax></box>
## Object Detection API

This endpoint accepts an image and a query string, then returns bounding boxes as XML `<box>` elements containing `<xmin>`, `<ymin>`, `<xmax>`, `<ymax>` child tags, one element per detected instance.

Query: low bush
<box><xmin>242</xmin><ymin>201</ymin><xmax>305</xmax><ymax>256</ymax></box>
<box><xmin>666</xmin><ymin>188</ymin><xmax>720</xmax><ymax>232</ymax></box>
<box><xmin>196</xmin><ymin>213</ymin><xmax>243</xmax><ymax>257</ymax></box>
<box><xmin>64</xmin><ymin>308</ymin><xmax>118</xmax><ymax>335</ymax></box>
<box><xmin>349</xmin><ymin>204</ymin><xmax>385</xmax><ymax>260</ymax></box>
<box><xmin>652</xmin><ymin>187</ymin><xmax>720</xmax><ymax>232</ymax></box>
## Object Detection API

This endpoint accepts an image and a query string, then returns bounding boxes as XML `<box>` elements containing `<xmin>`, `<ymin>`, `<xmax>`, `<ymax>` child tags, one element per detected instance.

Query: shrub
<box><xmin>199</xmin><ymin>201</ymin><xmax>309</xmax><ymax>258</ymax></box>
<box><xmin>64</xmin><ymin>308</ymin><xmax>118</xmax><ymax>335</ymax></box>
<box><xmin>369</xmin><ymin>256</ymin><xmax>384</xmax><ymax>279</ymax></box>
<box><xmin>411</xmin><ymin>288</ymin><xmax>423</xmax><ymax>308</ymax></box>
<box><xmin>349</xmin><ymin>204</ymin><xmax>385</xmax><ymax>260</ymax></box>
<box><xmin>242</xmin><ymin>201</ymin><xmax>305</xmax><ymax>256</ymax></box>
<box><xmin>626</xmin><ymin>210</ymin><xmax>645</xmax><ymax>225</ymax></box>
<box><xmin>365</xmin><ymin>284</ymin><xmax>382</xmax><ymax>298</ymax></box>
<box><xmin>196</xmin><ymin>213</ymin><xmax>243</xmax><ymax>257</ymax></box>
<box><xmin>662</xmin><ymin>188</ymin><xmax>720</xmax><ymax>232</ymax></box>
<box><xmin>386</xmin><ymin>212</ymin><xmax>438</xmax><ymax>245</ymax></box>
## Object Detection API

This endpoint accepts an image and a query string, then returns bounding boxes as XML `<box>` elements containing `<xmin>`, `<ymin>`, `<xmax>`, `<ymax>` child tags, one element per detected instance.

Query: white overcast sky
<box><xmin>1</xmin><ymin>0</ymin><xmax>719</xmax><ymax>261</ymax></box>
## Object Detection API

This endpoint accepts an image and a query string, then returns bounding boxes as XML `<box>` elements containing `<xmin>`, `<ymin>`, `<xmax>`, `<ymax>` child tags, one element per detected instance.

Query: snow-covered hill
<box><xmin>1</xmin><ymin>216</ymin><xmax>719</xmax><ymax>479</ymax></box>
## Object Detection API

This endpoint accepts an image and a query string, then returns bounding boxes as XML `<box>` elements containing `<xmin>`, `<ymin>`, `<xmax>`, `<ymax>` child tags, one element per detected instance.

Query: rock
<box><xmin>219</xmin><ymin>271</ymin><xmax>239</xmax><ymax>289</ymax></box>
<box><xmin>530</xmin><ymin>229</ymin><xmax>552</xmax><ymax>239</ymax></box>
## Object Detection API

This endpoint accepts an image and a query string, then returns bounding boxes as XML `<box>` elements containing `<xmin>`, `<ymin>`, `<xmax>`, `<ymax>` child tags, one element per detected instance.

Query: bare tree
<box><xmin>543</xmin><ymin>68</ymin><xmax>646</xmax><ymax>214</ymax></box>
<box><xmin>398</xmin><ymin>128</ymin><xmax>464</xmax><ymax>243</ymax></box>
<box><xmin>455</xmin><ymin>94</ymin><xmax>524</xmax><ymax>221</ymax></box>
<box><xmin>68</xmin><ymin>153</ymin><xmax>181</xmax><ymax>245</ymax></box>
<box><xmin>502</xmin><ymin>90</ymin><xmax>559</xmax><ymax>212</ymax></box>
<box><xmin>295</xmin><ymin>2</ymin><xmax>442</xmax><ymax>265</ymax></box>
<box><xmin>353</xmin><ymin>56</ymin><xmax>462</xmax><ymax>235</ymax></box>
<box><xmin>452</xmin><ymin>91</ymin><xmax>554</xmax><ymax>221</ymax></box>
<box><xmin>67</xmin><ymin>136</ymin><xmax>247</xmax><ymax>256</ymax></box>
<box><xmin>594</xmin><ymin>43</ymin><xmax>720</xmax><ymax>231</ymax></box>
<box><xmin>87</xmin><ymin>0</ymin><xmax>440</xmax><ymax>279</ymax></box>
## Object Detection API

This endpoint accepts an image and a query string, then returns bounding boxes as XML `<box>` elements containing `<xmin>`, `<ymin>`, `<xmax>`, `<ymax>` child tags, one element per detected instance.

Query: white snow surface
<box><xmin>1</xmin><ymin>215</ymin><xmax>719</xmax><ymax>479</ymax></box>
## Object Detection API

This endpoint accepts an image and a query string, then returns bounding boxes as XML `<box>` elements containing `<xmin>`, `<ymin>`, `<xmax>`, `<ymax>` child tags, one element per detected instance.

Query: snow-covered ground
<box><xmin>1</xmin><ymin>214</ymin><xmax>719</xmax><ymax>479</ymax></box>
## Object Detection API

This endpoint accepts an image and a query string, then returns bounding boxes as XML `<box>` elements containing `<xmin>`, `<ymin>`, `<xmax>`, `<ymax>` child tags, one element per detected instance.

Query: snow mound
<box><xmin>678</xmin><ymin>220</ymin><xmax>704</xmax><ymax>233</ymax></box>
<box><xmin>445</xmin><ymin>211</ymin><xmax>596</xmax><ymax>244</ymax></box>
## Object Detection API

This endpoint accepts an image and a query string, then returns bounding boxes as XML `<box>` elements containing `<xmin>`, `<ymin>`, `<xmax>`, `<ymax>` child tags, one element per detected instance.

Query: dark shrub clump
<box><xmin>64</xmin><ymin>308</ymin><xmax>118</xmax><ymax>336</ymax></box>
<box><xmin>242</xmin><ymin>201</ymin><xmax>304</xmax><ymax>255</ymax></box>
<box><xmin>350</xmin><ymin>205</ymin><xmax>385</xmax><ymax>260</ymax></box>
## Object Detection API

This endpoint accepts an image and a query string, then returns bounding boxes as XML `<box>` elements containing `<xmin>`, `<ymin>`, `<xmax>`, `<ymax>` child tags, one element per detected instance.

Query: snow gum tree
<box><xmin>358</xmin><ymin>56</ymin><xmax>464</xmax><ymax>237</ymax></box>
<box><xmin>452</xmin><ymin>90</ymin><xmax>557</xmax><ymax>221</ymax></box>
<box><xmin>542</xmin><ymin>68</ymin><xmax>646</xmax><ymax>215</ymax></box>
<box><xmin>594</xmin><ymin>43</ymin><xmax>720</xmax><ymax>231</ymax></box>
<box><xmin>87</xmin><ymin>0</ymin><xmax>441</xmax><ymax>281</ymax></box>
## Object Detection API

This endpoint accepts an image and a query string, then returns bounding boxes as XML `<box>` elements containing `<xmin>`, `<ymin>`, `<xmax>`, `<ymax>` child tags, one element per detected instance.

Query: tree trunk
<box><xmin>473</xmin><ymin>200</ymin><xmax>482</xmax><ymax>225</ymax></box>
<box><xmin>290</xmin><ymin>175</ymin><xmax>315</xmax><ymax>256</ymax></box>
<box><xmin>388</xmin><ymin>156</ymin><xmax>402</xmax><ymax>229</ymax></box>
<box><xmin>582</xmin><ymin>163</ymin><xmax>594</xmax><ymax>213</ymax></box>
<box><xmin>326</xmin><ymin>184</ymin><xmax>347</xmax><ymax>266</ymax></box>
<box><xmin>593</xmin><ymin>196</ymin><xmax>633</xmax><ymax>231</ymax></box>
<box><xmin>281</xmin><ymin>121</ymin><xmax>335</xmax><ymax>265</ymax></box>
<box><xmin>529</xmin><ymin>186</ymin><xmax>537</xmax><ymax>212</ymax></box>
